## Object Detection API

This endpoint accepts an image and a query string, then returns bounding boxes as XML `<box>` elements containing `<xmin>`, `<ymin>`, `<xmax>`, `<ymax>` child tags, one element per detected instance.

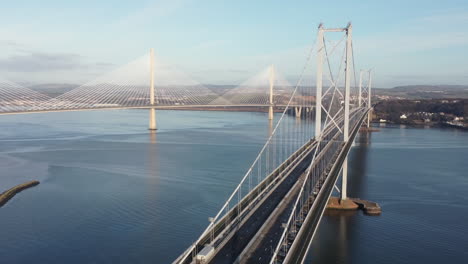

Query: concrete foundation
<box><xmin>327</xmin><ymin>197</ymin><xmax>358</xmax><ymax>210</ymax></box>
<box><xmin>295</xmin><ymin>107</ymin><xmax>302</xmax><ymax>118</ymax></box>
<box><xmin>327</xmin><ymin>196</ymin><xmax>381</xmax><ymax>215</ymax></box>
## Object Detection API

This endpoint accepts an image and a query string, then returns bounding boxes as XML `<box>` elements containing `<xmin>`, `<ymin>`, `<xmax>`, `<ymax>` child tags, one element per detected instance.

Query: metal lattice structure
<box><xmin>173</xmin><ymin>23</ymin><xmax>373</xmax><ymax>264</ymax></box>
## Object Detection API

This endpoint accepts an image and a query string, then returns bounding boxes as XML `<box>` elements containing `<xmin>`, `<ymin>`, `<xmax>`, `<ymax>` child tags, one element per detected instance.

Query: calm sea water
<box><xmin>0</xmin><ymin>110</ymin><xmax>466</xmax><ymax>264</ymax></box>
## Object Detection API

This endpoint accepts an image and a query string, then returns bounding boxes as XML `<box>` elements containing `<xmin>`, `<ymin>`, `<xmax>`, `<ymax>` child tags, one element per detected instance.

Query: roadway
<box><xmin>173</xmin><ymin>107</ymin><xmax>368</xmax><ymax>264</ymax></box>
<box><xmin>238</xmin><ymin>169</ymin><xmax>306</xmax><ymax>263</ymax></box>
<box><xmin>210</xmin><ymin>108</ymin><xmax>367</xmax><ymax>264</ymax></box>
<box><xmin>241</xmin><ymin>111</ymin><xmax>362</xmax><ymax>264</ymax></box>
<box><xmin>207</xmin><ymin>143</ymin><xmax>315</xmax><ymax>263</ymax></box>
<box><xmin>282</xmin><ymin>108</ymin><xmax>369</xmax><ymax>264</ymax></box>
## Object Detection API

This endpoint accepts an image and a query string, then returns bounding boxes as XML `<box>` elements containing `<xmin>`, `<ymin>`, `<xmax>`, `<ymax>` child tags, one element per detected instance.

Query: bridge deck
<box><xmin>280</xmin><ymin>109</ymin><xmax>369</xmax><ymax>264</ymax></box>
<box><xmin>207</xmin><ymin>144</ymin><xmax>315</xmax><ymax>263</ymax></box>
<box><xmin>174</xmin><ymin>108</ymin><xmax>369</xmax><ymax>264</ymax></box>
<box><xmin>0</xmin><ymin>104</ymin><xmax>313</xmax><ymax>116</ymax></box>
<box><xmin>238</xmin><ymin>169</ymin><xmax>306</xmax><ymax>263</ymax></box>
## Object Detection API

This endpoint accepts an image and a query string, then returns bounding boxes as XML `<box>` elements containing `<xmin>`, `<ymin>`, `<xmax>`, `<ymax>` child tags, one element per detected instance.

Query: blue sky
<box><xmin>0</xmin><ymin>0</ymin><xmax>467</xmax><ymax>87</ymax></box>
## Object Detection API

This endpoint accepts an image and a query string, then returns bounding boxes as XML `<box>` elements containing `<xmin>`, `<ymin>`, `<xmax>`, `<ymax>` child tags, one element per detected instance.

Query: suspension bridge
<box><xmin>1</xmin><ymin>22</ymin><xmax>374</xmax><ymax>264</ymax></box>
<box><xmin>172</xmin><ymin>23</ymin><xmax>374</xmax><ymax>264</ymax></box>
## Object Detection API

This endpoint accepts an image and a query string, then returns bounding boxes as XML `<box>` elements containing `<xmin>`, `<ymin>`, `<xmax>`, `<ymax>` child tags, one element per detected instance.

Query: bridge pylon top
<box><xmin>318</xmin><ymin>22</ymin><xmax>351</xmax><ymax>32</ymax></box>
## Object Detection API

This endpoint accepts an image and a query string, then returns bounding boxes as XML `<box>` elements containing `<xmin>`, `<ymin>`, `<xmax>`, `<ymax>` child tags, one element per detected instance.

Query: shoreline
<box><xmin>372</xmin><ymin>121</ymin><xmax>468</xmax><ymax>130</ymax></box>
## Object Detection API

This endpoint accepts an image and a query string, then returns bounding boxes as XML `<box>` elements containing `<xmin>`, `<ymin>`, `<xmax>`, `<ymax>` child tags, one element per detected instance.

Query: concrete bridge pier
<box><xmin>295</xmin><ymin>106</ymin><xmax>302</xmax><ymax>118</ymax></box>
<box><xmin>268</xmin><ymin>65</ymin><xmax>275</xmax><ymax>120</ymax></box>
<box><xmin>368</xmin><ymin>71</ymin><xmax>372</xmax><ymax>127</ymax></box>
<box><xmin>148</xmin><ymin>48</ymin><xmax>157</xmax><ymax>131</ymax></box>
<box><xmin>268</xmin><ymin>106</ymin><xmax>274</xmax><ymax>120</ymax></box>
<box><xmin>341</xmin><ymin>157</ymin><xmax>348</xmax><ymax>200</ymax></box>
<box><xmin>149</xmin><ymin>108</ymin><xmax>157</xmax><ymax>130</ymax></box>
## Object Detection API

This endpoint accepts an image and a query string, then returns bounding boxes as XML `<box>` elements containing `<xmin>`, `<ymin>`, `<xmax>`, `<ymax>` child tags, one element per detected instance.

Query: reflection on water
<box><xmin>0</xmin><ymin>110</ymin><xmax>282</xmax><ymax>264</ymax></box>
<box><xmin>268</xmin><ymin>119</ymin><xmax>274</xmax><ymax>137</ymax></box>
<box><xmin>147</xmin><ymin>130</ymin><xmax>159</xmax><ymax>192</ymax></box>
<box><xmin>347</xmin><ymin>132</ymin><xmax>371</xmax><ymax>197</ymax></box>
<box><xmin>306</xmin><ymin>132</ymin><xmax>371</xmax><ymax>264</ymax></box>
<box><xmin>307</xmin><ymin>126</ymin><xmax>468</xmax><ymax>264</ymax></box>
<box><xmin>322</xmin><ymin>210</ymin><xmax>358</xmax><ymax>263</ymax></box>
<box><xmin>149</xmin><ymin>131</ymin><xmax>157</xmax><ymax>144</ymax></box>
<box><xmin>0</xmin><ymin>111</ymin><xmax>467</xmax><ymax>264</ymax></box>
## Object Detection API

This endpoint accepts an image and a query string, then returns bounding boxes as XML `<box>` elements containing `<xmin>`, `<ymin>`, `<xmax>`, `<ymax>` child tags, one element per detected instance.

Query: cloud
<box><xmin>0</xmin><ymin>51</ymin><xmax>82</xmax><ymax>72</ymax></box>
<box><xmin>0</xmin><ymin>40</ymin><xmax>22</xmax><ymax>47</ymax></box>
<box><xmin>0</xmin><ymin>51</ymin><xmax>112</xmax><ymax>72</ymax></box>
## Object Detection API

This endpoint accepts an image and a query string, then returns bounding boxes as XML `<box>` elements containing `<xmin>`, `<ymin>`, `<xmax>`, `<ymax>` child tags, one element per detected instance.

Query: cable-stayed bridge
<box><xmin>1</xmin><ymin>23</ymin><xmax>374</xmax><ymax>264</ymax></box>
<box><xmin>0</xmin><ymin>51</ymin><xmax>307</xmax><ymax>117</ymax></box>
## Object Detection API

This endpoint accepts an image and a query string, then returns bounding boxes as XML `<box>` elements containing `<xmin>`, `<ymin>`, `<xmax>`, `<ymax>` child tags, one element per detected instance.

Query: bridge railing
<box><xmin>176</xmin><ymin>114</ymin><xmax>315</xmax><ymax>264</ymax></box>
<box><xmin>270</xmin><ymin>107</ymin><xmax>368</xmax><ymax>263</ymax></box>
<box><xmin>174</xmin><ymin>55</ymin><xmax>318</xmax><ymax>264</ymax></box>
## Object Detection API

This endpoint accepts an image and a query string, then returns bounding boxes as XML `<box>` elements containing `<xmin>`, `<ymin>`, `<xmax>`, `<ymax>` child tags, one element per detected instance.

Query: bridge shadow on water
<box><xmin>348</xmin><ymin>131</ymin><xmax>372</xmax><ymax>197</ymax></box>
<box><xmin>305</xmin><ymin>131</ymin><xmax>371</xmax><ymax>264</ymax></box>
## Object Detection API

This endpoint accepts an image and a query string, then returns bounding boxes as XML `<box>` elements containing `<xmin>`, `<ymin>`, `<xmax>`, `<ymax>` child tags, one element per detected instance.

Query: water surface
<box><xmin>0</xmin><ymin>111</ymin><xmax>466</xmax><ymax>264</ymax></box>
<box><xmin>308</xmin><ymin>124</ymin><xmax>468</xmax><ymax>264</ymax></box>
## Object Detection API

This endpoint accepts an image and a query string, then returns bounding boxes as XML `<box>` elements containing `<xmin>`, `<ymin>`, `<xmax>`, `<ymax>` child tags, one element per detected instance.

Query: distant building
<box><xmin>400</xmin><ymin>114</ymin><xmax>407</xmax><ymax>119</ymax></box>
<box><xmin>379</xmin><ymin>119</ymin><xmax>387</xmax><ymax>123</ymax></box>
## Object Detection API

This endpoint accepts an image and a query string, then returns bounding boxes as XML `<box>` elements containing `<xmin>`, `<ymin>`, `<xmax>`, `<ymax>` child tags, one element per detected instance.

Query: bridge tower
<box><xmin>358</xmin><ymin>70</ymin><xmax>364</xmax><ymax>107</ymax></box>
<box><xmin>367</xmin><ymin>70</ymin><xmax>372</xmax><ymax>127</ymax></box>
<box><xmin>149</xmin><ymin>48</ymin><xmax>157</xmax><ymax>131</ymax></box>
<box><xmin>268</xmin><ymin>65</ymin><xmax>275</xmax><ymax>120</ymax></box>
<box><xmin>341</xmin><ymin>22</ymin><xmax>352</xmax><ymax>200</ymax></box>
<box><xmin>315</xmin><ymin>24</ymin><xmax>324</xmax><ymax>139</ymax></box>
<box><xmin>343</xmin><ymin>22</ymin><xmax>352</xmax><ymax>143</ymax></box>
<box><xmin>359</xmin><ymin>69</ymin><xmax>373</xmax><ymax>127</ymax></box>
<box><xmin>315</xmin><ymin>23</ymin><xmax>353</xmax><ymax>200</ymax></box>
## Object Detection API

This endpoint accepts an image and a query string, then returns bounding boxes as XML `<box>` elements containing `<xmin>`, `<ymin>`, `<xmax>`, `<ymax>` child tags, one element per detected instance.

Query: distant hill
<box><xmin>376</xmin><ymin>85</ymin><xmax>468</xmax><ymax>99</ymax></box>
<box><xmin>22</xmin><ymin>82</ymin><xmax>468</xmax><ymax>100</ymax></box>
<box><xmin>27</xmin><ymin>83</ymin><xmax>78</xmax><ymax>97</ymax></box>
<box><xmin>390</xmin><ymin>85</ymin><xmax>468</xmax><ymax>92</ymax></box>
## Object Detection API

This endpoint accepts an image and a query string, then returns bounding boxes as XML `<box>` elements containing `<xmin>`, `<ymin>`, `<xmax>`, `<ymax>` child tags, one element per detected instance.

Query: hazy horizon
<box><xmin>1</xmin><ymin>1</ymin><xmax>468</xmax><ymax>88</ymax></box>
<box><xmin>17</xmin><ymin>81</ymin><xmax>468</xmax><ymax>90</ymax></box>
